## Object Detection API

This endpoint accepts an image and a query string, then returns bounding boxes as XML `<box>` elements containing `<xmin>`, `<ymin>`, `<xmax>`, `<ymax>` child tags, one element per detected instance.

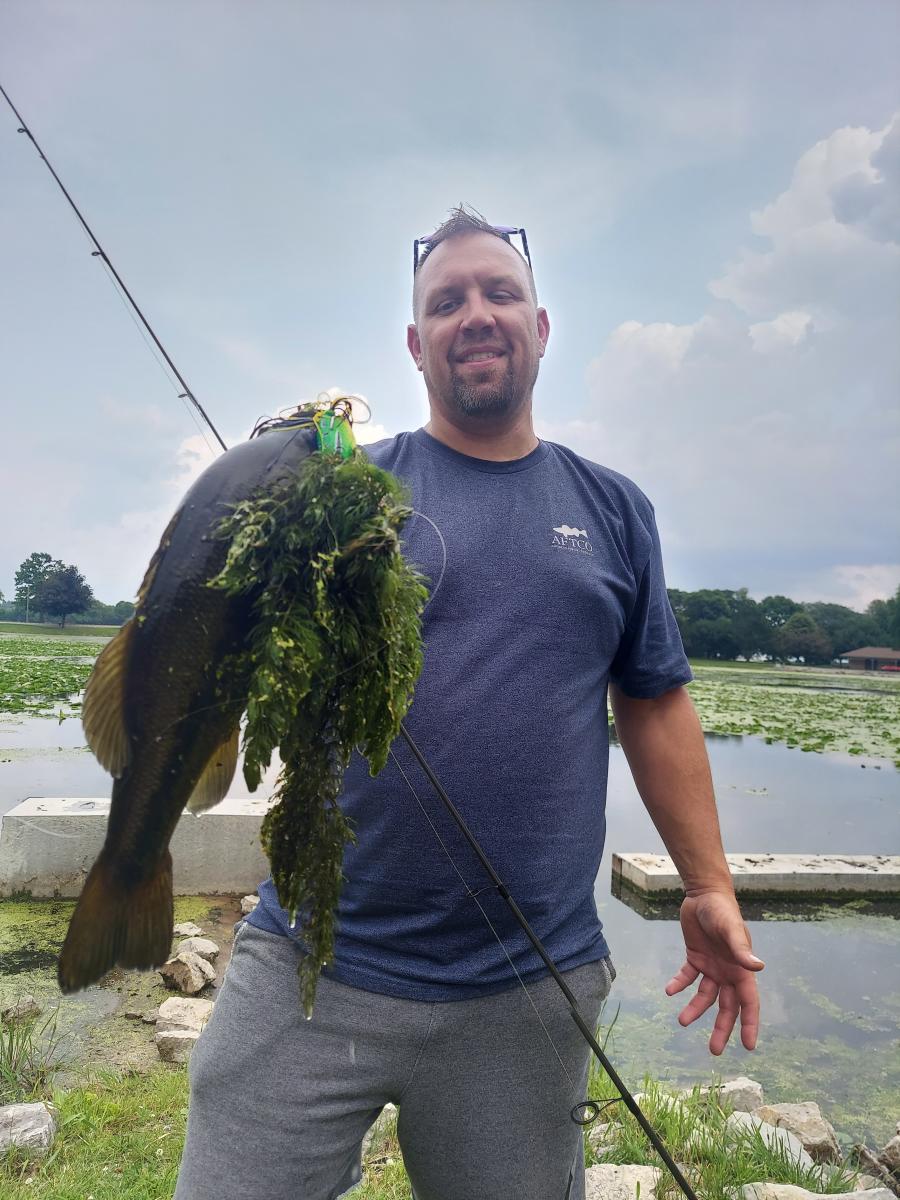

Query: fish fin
<box><xmin>57</xmin><ymin>850</ymin><xmax>173</xmax><ymax>994</ymax></box>
<box><xmin>185</xmin><ymin>726</ymin><xmax>240</xmax><ymax>814</ymax></box>
<box><xmin>81</xmin><ymin>621</ymin><xmax>134</xmax><ymax>777</ymax></box>
<box><xmin>136</xmin><ymin>507</ymin><xmax>183</xmax><ymax>605</ymax></box>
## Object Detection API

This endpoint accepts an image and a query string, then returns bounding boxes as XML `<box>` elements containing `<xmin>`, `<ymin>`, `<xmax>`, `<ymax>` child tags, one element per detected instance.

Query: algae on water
<box><xmin>211</xmin><ymin>449</ymin><xmax>428</xmax><ymax>1015</ymax></box>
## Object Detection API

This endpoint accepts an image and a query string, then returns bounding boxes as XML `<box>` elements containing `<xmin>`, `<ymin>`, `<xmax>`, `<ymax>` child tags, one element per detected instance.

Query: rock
<box><xmin>176</xmin><ymin>936</ymin><xmax>220</xmax><ymax>963</ymax></box>
<box><xmin>155</xmin><ymin>1030</ymin><xmax>201</xmax><ymax>1063</ymax></box>
<box><xmin>155</xmin><ymin>996</ymin><xmax>213</xmax><ymax>1063</ymax></box>
<box><xmin>716</xmin><ymin>1077</ymin><xmax>765</xmax><ymax>1112</ymax></box>
<box><xmin>878</xmin><ymin>1131</ymin><xmax>900</xmax><ymax>1171</ymax></box>
<box><xmin>753</xmin><ymin>1102</ymin><xmax>841</xmax><ymax>1163</ymax></box>
<box><xmin>122</xmin><ymin>1009</ymin><xmax>145</xmax><ymax>1020</ymax></box>
<box><xmin>173</xmin><ymin>921</ymin><xmax>203</xmax><ymax>937</ymax></box>
<box><xmin>854</xmin><ymin>1175</ymin><xmax>884</xmax><ymax>1190</ymax></box>
<box><xmin>156</xmin><ymin>997</ymin><xmax>214</xmax><ymax>1035</ymax></box>
<box><xmin>0</xmin><ymin>1102</ymin><xmax>57</xmax><ymax>1153</ymax></box>
<box><xmin>586</xmin><ymin>1122</ymin><xmax>614</xmax><ymax>1155</ymax></box>
<box><xmin>241</xmin><ymin>894</ymin><xmax>259</xmax><ymax>914</ymax></box>
<box><xmin>725</xmin><ymin>1112</ymin><xmax>814</xmax><ymax>1169</ymax></box>
<box><xmin>158</xmin><ymin>952</ymin><xmax>216</xmax><ymax>995</ymax></box>
<box><xmin>742</xmin><ymin>1186</ymin><xmax>894</xmax><ymax>1200</ymax></box>
<box><xmin>585</xmin><ymin>1164</ymin><xmax>660</xmax><ymax>1199</ymax></box>
<box><xmin>361</xmin><ymin>1102</ymin><xmax>398</xmax><ymax>1158</ymax></box>
<box><xmin>142</xmin><ymin>1013</ymin><xmax>158</xmax><ymax>1024</ymax></box>
<box><xmin>1</xmin><ymin>995</ymin><xmax>42</xmax><ymax>1024</ymax></box>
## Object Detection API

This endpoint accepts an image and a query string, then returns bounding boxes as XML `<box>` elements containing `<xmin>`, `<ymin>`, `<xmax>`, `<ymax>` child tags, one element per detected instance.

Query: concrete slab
<box><xmin>612</xmin><ymin>852</ymin><xmax>900</xmax><ymax>898</ymax></box>
<box><xmin>0</xmin><ymin>796</ymin><xmax>273</xmax><ymax>897</ymax></box>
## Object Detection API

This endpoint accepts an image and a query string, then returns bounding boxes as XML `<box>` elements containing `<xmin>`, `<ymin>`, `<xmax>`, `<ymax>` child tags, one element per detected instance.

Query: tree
<box><xmin>772</xmin><ymin>612</ymin><xmax>833</xmax><ymax>664</ymax></box>
<box><xmin>803</xmin><ymin>602</ymin><xmax>881</xmax><ymax>658</ymax></box>
<box><xmin>31</xmin><ymin>566</ymin><xmax>94</xmax><ymax>627</ymax></box>
<box><xmin>15</xmin><ymin>552</ymin><xmax>65</xmax><ymax>615</ymax></box>
<box><xmin>866</xmin><ymin>584</ymin><xmax>900</xmax><ymax>648</ymax></box>
<box><xmin>760</xmin><ymin>594</ymin><xmax>803</xmax><ymax>630</ymax></box>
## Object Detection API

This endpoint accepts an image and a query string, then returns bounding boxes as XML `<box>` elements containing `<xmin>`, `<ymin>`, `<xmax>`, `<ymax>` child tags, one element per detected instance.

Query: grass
<box><xmin>0</xmin><ymin>623</ymin><xmax>117</xmax><ymax>638</ymax></box>
<box><xmin>0</xmin><ymin>1008</ymin><xmax>69</xmax><ymax>1105</ymax></box>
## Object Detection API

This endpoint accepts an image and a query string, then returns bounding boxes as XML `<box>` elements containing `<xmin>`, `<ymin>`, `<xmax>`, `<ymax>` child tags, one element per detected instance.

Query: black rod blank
<box><xmin>0</xmin><ymin>81</ymin><xmax>227</xmax><ymax>453</ymax></box>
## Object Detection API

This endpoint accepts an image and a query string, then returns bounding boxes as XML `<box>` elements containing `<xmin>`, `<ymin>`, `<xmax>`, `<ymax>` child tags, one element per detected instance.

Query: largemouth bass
<box><xmin>57</xmin><ymin>420</ymin><xmax>318</xmax><ymax>993</ymax></box>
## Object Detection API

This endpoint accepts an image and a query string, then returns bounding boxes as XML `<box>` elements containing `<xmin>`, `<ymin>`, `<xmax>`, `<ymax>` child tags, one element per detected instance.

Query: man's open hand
<box><xmin>666</xmin><ymin>889</ymin><xmax>764</xmax><ymax>1055</ymax></box>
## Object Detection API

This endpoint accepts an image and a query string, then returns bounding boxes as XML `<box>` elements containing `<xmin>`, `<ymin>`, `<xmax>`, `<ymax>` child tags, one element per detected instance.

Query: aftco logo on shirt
<box><xmin>551</xmin><ymin>524</ymin><xmax>593</xmax><ymax>554</ymax></box>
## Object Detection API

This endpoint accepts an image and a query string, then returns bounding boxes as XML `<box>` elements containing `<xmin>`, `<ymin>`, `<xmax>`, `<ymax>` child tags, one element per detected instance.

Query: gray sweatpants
<box><xmin>174</xmin><ymin>922</ymin><xmax>614</xmax><ymax>1200</ymax></box>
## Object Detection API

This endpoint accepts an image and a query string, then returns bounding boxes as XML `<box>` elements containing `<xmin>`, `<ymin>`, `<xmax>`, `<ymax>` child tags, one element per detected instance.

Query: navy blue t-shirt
<box><xmin>248</xmin><ymin>429</ymin><xmax>692</xmax><ymax>999</ymax></box>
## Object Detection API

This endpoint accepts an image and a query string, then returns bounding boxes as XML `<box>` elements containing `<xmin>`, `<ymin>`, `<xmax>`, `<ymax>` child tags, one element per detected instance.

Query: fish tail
<box><xmin>57</xmin><ymin>850</ymin><xmax>174</xmax><ymax>994</ymax></box>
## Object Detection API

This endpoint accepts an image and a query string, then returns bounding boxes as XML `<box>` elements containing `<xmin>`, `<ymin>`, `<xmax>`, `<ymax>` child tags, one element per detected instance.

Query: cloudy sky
<box><xmin>1</xmin><ymin>0</ymin><xmax>898</xmax><ymax>610</ymax></box>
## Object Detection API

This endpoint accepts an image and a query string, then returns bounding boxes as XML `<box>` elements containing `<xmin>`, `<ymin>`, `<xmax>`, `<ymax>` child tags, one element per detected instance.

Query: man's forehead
<box><xmin>418</xmin><ymin>233</ymin><xmax>530</xmax><ymax>294</ymax></box>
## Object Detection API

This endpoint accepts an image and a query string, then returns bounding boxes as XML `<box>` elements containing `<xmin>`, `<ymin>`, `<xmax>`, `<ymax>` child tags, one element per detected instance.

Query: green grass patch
<box><xmin>0</xmin><ymin>1067</ymin><xmax>188</xmax><ymax>1199</ymax></box>
<box><xmin>0</xmin><ymin>623</ymin><xmax>117</xmax><ymax>638</ymax></box>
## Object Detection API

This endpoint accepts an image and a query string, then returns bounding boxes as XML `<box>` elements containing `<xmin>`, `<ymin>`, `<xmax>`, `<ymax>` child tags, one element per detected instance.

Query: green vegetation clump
<box><xmin>211</xmin><ymin>450</ymin><xmax>427</xmax><ymax>1015</ymax></box>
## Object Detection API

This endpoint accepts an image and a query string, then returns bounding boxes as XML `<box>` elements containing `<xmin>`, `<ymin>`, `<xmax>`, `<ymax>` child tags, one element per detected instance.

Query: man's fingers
<box><xmin>677</xmin><ymin>975</ymin><xmax>718</xmax><ymax>1027</ymax></box>
<box><xmin>665</xmin><ymin>962</ymin><xmax>699</xmax><ymax>996</ymax></box>
<box><xmin>738</xmin><ymin>980</ymin><xmax>761</xmax><ymax>1051</ymax></box>
<box><xmin>708</xmin><ymin>984</ymin><xmax>739</xmax><ymax>1056</ymax></box>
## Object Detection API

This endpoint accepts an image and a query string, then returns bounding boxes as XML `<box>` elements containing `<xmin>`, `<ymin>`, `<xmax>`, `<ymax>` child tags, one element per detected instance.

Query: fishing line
<box><xmin>388</xmin><ymin>747</ymin><xmax>578</xmax><ymax>1094</ymax></box>
<box><xmin>0</xmin><ymin>81</ymin><xmax>227</xmax><ymax>454</ymax></box>
<box><xmin>94</xmin><ymin>255</ymin><xmax>219</xmax><ymax>458</ymax></box>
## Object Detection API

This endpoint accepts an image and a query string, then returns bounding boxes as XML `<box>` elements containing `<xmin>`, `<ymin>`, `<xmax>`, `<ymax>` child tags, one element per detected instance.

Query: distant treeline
<box><xmin>0</xmin><ymin>598</ymin><xmax>135</xmax><ymax>626</ymax></box>
<box><xmin>667</xmin><ymin>586</ymin><xmax>900</xmax><ymax>664</ymax></box>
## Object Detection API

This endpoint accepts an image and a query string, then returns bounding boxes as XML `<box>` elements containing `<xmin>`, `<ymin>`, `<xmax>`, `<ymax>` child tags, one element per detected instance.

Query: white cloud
<box><xmin>541</xmin><ymin>116</ymin><xmax>900</xmax><ymax>605</ymax></box>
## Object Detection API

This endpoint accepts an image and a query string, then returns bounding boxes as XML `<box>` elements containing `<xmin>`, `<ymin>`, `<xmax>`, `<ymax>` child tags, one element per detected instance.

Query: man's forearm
<box><xmin>609</xmin><ymin>683</ymin><xmax>733</xmax><ymax>896</ymax></box>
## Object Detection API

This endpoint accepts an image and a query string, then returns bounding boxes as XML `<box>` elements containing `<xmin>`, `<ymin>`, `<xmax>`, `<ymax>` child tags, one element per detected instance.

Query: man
<box><xmin>175</xmin><ymin>209</ymin><xmax>763</xmax><ymax>1200</ymax></box>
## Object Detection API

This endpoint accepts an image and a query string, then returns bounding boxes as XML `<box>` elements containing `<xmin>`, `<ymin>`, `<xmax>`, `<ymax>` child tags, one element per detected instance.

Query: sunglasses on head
<box><xmin>413</xmin><ymin>225</ymin><xmax>532</xmax><ymax>277</ymax></box>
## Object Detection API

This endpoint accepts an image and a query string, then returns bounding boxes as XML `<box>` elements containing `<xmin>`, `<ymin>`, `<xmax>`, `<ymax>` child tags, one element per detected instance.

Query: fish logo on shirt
<box><xmin>553</xmin><ymin>524</ymin><xmax>588</xmax><ymax>539</ymax></box>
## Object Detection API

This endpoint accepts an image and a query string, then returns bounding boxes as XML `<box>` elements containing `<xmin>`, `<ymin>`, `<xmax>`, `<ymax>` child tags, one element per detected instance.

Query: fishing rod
<box><xmin>2</xmin><ymin>84</ymin><xmax>700</xmax><ymax>1200</ymax></box>
<box><xmin>0</xmin><ymin>81</ymin><xmax>227</xmax><ymax>453</ymax></box>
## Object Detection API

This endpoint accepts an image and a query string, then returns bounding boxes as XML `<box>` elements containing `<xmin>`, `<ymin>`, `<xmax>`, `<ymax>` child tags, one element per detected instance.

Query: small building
<box><xmin>839</xmin><ymin>645</ymin><xmax>900</xmax><ymax>671</ymax></box>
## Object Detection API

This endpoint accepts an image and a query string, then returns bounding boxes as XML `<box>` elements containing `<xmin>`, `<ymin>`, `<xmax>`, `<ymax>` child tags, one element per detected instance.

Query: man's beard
<box><xmin>448</xmin><ymin>358</ymin><xmax>527</xmax><ymax>418</ymax></box>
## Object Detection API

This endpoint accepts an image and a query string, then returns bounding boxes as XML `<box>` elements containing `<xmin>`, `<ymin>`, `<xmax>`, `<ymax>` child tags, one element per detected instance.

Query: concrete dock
<box><xmin>0</xmin><ymin>796</ymin><xmax>273</xmax><ymax>897</ymax></box>
<box><xmin>612</xmin><ymin>852</ymin><xmax>900</xmax><ymax>899</ymax></box>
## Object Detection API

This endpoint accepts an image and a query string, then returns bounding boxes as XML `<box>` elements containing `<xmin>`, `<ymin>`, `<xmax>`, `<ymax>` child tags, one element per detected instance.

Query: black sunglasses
<box><xmin>413</xmin><ymin>225</ymin><xmax>532</xmax><ymax>277</ymax></box>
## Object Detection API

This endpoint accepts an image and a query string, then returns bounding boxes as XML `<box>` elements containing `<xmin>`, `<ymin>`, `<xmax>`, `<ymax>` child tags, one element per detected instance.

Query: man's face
<box><xmin>407</xmin><ymin>233</ymin><xmax>549</xmax><ymax>427</ymax></box>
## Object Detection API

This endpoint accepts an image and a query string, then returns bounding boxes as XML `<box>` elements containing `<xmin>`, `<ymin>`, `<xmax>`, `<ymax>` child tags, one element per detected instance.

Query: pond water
<box><xmin>0</xmin><ymin>714</ymin><xmax>897</xmax><ymax>1145</ymax></box>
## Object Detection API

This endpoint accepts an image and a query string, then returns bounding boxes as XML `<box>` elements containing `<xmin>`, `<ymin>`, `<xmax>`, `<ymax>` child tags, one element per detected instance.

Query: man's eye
<box><xmin>491</xmin><ymin>292</ymin><xmax>514</xmax><ymax>301</ymax></box>
<box><xmin>435</xmin><ymin>299</ymin><xmax>458</xmax><ymax>314</ymax></box>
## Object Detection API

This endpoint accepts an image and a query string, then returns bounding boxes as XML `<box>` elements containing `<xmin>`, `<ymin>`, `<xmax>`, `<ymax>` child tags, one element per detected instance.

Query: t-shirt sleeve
<box><xmin>609</xmin><ymin>505</ymin><xmax>692</xmax><ymax>698</ymax></box>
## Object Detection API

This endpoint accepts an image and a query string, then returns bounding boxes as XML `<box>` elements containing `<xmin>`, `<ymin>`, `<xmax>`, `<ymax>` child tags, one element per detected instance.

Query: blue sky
<box><xmin>1</xmin><ymin>0</ymin><xmax>898</xmax><ymax>609</ymax></box>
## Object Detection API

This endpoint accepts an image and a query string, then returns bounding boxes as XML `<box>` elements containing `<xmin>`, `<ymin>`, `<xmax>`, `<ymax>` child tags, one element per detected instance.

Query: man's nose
<box><xmin>460</xmin><ymin>293</ymin><xmax>496</xmax><ymax>332</ymax></box>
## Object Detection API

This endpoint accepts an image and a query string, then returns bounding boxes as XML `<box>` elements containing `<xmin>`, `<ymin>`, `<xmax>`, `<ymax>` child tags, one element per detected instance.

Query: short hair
<box><xmin>412</xmin><ymin>204</ymin><xmax>537</xmax><ymax>317</ymax></box>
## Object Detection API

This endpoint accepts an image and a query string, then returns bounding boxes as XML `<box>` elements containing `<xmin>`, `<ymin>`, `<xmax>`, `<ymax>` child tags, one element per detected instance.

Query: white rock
<box><xmin>156</xmin><ymin>996</ymin><xmax>214</xmax><ymax>1035</ymax></box>
<box><xmin>155</xmin><ymin>997</ymin><xmax>213</xmax><ymax>1063</ymax></box>
<box><xmin>158</xmin><ymin>952</ymin><xmax>216</xmax><ymax>995</ymax></box>
<box><xmin>361</xmin><ymin>1102</ymin><xmax>398</xmax><ymax>1158</ymax></box>
<box><xmin>0</xmin><ymin>1102</ymin><xmax>57</xmax><ymax>1153</ymax></box>
<box><xmin>155</xmin><ymin>1030</ymin><xmax>201</xmax><ymax>1063</ymax></box>
<box><xmin>854</xmin><ymin>1175</ymin><xmax>884</xmax><ymax>1191</ymax></box>
<box><xmin>241</xmin><ymin>894</ymin><xmax>260</xmax><ymax>914</ymax></box>
<box><xmin>717</xmin><ymin>1077</ymin><xmax>765</xmax><ymax>1112</ymax></box>
<box><xmin>173</xmin><ymin>921</ymin><xmax>203</xmax><ymax>937</ymax></box>
<box><xmin>1</xmin><ymin>995</ymin><xmax>42</xmax><ymax>1024</ymax></box>
<box><xmin>742</xmin><ymin>1185</ymin><xmax>894</xmax><ymax>1200</ymax></box>
<box><xmin>586</xmin><ymin>1121</ymin><xmax>614</xmax><ymax>1155</ymax></box>
<box><xmin>726</xmin><ymin>1112</ymin><xmax>814</xmax><ymax>1169</ymax></box>
<box><xmin>879</xmin><ymin>1132</ymin><xmax>900</xmax><ymax>1171</ymax></box>
<box><xmin>176</xmin><ymin>936</ymin><xmax>220</xmax><ymax>963</ymax></box>
<box><xmin>585</xmin><ymin>1164</ymin><xmax>660</xmax><ymax>1200</ymax></box>
<box><xmin>753</xmin><ymin>1102</ymin><xmax>840</xmax><ymax>1163</ymax></box>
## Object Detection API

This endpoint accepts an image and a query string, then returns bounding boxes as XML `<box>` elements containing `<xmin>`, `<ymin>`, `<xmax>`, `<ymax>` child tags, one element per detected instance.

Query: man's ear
<box><xmin>407</xmin><ymin>324</ymin><xmax>423</xmax><ymax>371</ymax></box>
<box><xmin>536</xmin><ymin>307</ymin><xmax>550</xmax><ymax>358</ymax></box>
